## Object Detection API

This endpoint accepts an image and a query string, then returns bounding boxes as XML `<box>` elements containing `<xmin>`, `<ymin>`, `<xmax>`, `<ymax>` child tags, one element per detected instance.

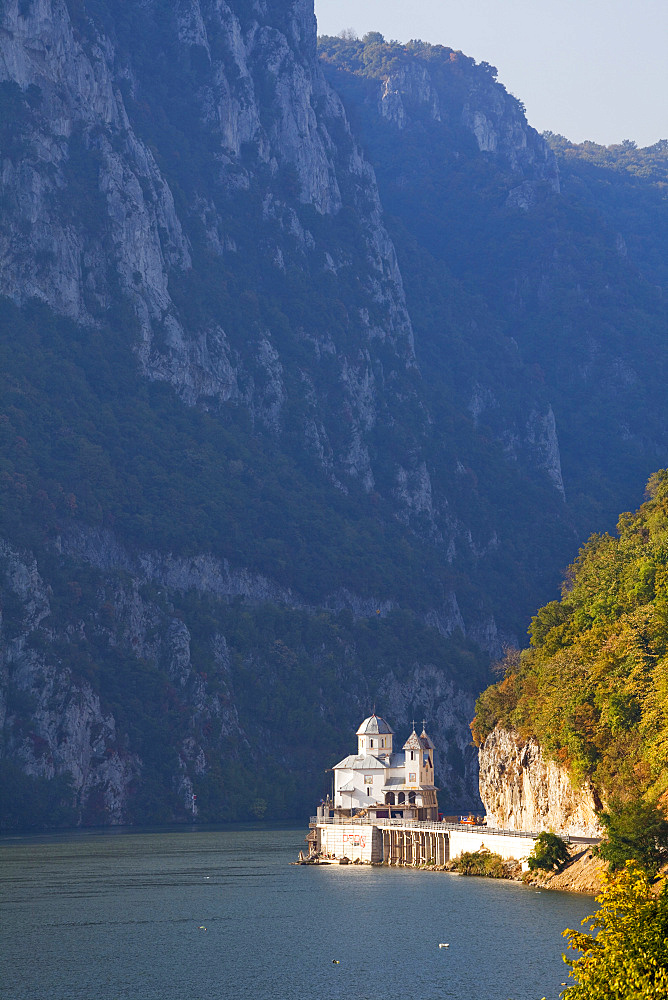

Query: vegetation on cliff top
<box><xmin>472</xmin><ymin>471</ymin><xmax>668</xmax><ymax>818</ymax></box>
<box><xmin>544</xmin><ymin>134</ymin><xmax>668</xmax><ymax>289</ymax></box>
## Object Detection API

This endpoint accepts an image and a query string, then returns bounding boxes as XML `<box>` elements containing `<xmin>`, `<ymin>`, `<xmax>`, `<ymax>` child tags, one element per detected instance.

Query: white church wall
<box><xmin>335</xmin><ymin>766</ymin><xmax>387</xmax><ymax>809</ymax></box>
<box><xmin>404</xmin><ymin>750</ymin><xmax>419</xmax><ymax>789</ymax></box>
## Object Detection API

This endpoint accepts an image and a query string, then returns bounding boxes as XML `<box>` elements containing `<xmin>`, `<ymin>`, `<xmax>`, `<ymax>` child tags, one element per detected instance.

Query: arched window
<box><xmin>370</xmin><ymin>739</ymin><xmax>374</xmax><ymax>748</ymax></box>
<box><xmin>385</xmin><ymin>792</ymin><xmax>395</xmax><ymax>805</ymax></box>
<box><xmin>398</xmin><ymin>792</ymin><xmax>405</xmax><ymax>804</ymax></box>
<box><xmin>408</xmin><ymin>791</ymin><xmax>416</xmax><ymax>804</ymax></box>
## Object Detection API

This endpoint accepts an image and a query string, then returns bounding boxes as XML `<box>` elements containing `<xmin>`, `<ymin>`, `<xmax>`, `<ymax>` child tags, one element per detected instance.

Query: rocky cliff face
<box><xmin>0</xmin><ymin>1</ymin><xmax>573</xmax><ymax>624</ymax></box>
<box><xmin>0</xmin><ymin>0</ymin><xmax>425</xmax><ymax>508</ymax></box>
<box><xmin>0</xmin><ymin>540</ymin><xmax>142</xmax><ymax>823</ymax></box>
<box><xmin>1</xmin><ymin>527</ymin><xmax>484</xmax><ymax>823</ymax></box>
<box><xmin>478</xmin><ymin>726</ymin><xmax>603</xmax><ymax>837</ymax></box>
<box><xmin>0</xmin><ymin>0</ymin><xmax>190</xmax><ymax>330</ymax></box>
<box><xmin>319</xmin><ymin>36</ymin><xmax>570</xmax><ymax>514</ymax></box>
<box><xmin>376</xmin><ymin>47</ymin><xmax>560</xmax><ymax>200</ymax></box>
<box><xmin>0</xmin><ymin>531</ymin><xmax>262</xmax><ymax>824</ymax></box>
<box><xmin>1</xmin><ymin>4</ymin><xmax>665</xmax><ymax>828</ymax></box>
<box><xmin>0</xmin><ymin>0</ymin><xmax>497</xmax><ymax>825</ymax></box>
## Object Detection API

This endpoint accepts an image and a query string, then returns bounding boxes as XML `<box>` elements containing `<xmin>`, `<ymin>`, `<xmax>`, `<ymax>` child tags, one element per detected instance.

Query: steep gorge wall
<box><xmin>478</xmin><ymin>726</ymin><xmax>603</xmax><ymax>837</ymax></box>
<box><xmin>2</xmin><ymin>3</ymin><xmax>661</xmax><ymax>828</ymax></box>
<box><xmin>0</xmin><ymin>0</ymin><xmax>576</xmax><ymax>561</ymax></box>
<box><xmin>0</xmin><ymin>532</ymin><xmax>483</xmax><ymax>824</ymax></box>
<box><xmin>320</xmin><ymin>36</ymin><xmax>568</xmax><ymax>504</ymax></box>
<box><xmin>0</xmin><ymin>0</ymin><xmax>420</xmax><ymax>498</ymax></box>
<box><xmin>0</xmin><ymin>0</ymin><xmax>497</xmax><ymax>823</ymax></box>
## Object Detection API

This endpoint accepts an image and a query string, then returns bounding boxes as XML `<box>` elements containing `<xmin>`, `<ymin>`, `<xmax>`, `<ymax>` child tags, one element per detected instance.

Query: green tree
<box><xmin>598</xmin><ymin>799</ymin><xmax>668</xmax><ymax>877</ymax></box>
<box><xmin>527</xmin><ymin>831</ymin><xmax>571</xmax><ymax>872</ymax></box>
<box><xmin>472</xmin><ymin>470</ymin><xmax>668</xmax><ymax>825</ymax></box>
<box><xmin>562</xmin><ymin>861</ymin><xmax>668</xmax><ymax>998</ymax></box>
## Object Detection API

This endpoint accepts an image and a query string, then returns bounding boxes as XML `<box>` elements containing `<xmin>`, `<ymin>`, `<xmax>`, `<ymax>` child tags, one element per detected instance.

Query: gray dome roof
<box><xmin>356</xmin><ymin>714</ymin><xmax>394</xmax><ymax>736</ymax></box>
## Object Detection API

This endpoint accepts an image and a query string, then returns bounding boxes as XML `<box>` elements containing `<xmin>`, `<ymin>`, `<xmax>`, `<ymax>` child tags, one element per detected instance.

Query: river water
<box><xmin>0</xmin><ymin>826</ymin><xmax>593</xmax><ymax>1000</ymax></box>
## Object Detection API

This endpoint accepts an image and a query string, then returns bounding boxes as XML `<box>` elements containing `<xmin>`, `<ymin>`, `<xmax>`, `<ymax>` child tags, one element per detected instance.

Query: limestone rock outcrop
<box><xmin>0</xmin><ymin>0</ymin><xmax>420</xmax><ymax>505</ymax></box>
<box><xmin>375</xmin><ymin>48</ymin><xmax>560</xmax><ymax>196</ymax></box>
<box><xmin>320</xmin><ymin>38</ymin><xmax>566</xmax><ymax>507</ymax></box>
<box><xmin>3</xmin><ymin>2</ymin><xmax>643</xmax><ymax>828</ymax></box>
<box><xmin>0</xmin><ymin>525</ymin><xmax>485</xmax><ymax>823</ymax></box>
<box><xmin>478</xmin><ymin>726</ymin><xmax>603</xmax><ymax>837</ymax></box>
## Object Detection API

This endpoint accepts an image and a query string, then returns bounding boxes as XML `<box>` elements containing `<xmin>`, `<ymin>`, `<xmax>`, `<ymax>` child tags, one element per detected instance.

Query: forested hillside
<box><xmin>473</xmin><ymin>470</ymin><xmax>668</xmax><ymax>815</ymax></box>
<box><xmin>0</xmin><ymin>4</ymin><xmax>667</xmax><ymax>827</ymax></box>
<box><xmin>544</xmin><ymin>133</ymin><xmax>668</xmax><ymax>289</ymax></box>
<box><xmin>319</xmin><ymin>34</ymin><xmax>668</xmax><ymax>541</ymax></box>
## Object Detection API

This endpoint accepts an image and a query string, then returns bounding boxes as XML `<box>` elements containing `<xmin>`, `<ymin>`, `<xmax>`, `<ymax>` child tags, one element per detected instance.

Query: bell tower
<box><xmin>403</xmin><ymin>728</ymin><xmax>422</xmax><ymax>788</ymax></box>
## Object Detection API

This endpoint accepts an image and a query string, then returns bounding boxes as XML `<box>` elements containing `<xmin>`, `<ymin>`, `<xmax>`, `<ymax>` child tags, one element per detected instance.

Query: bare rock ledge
<box><xmin>479</xmin><ymin>726</ymin><xmax>603</xmax><ymax>839</ymax></box>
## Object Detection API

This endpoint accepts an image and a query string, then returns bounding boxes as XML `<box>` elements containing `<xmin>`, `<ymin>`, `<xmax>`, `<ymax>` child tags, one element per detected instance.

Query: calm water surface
<box><xmin>0</xmin><ymin>826</ymin><xmax>593</xmax><ymax>1000</ymax></box>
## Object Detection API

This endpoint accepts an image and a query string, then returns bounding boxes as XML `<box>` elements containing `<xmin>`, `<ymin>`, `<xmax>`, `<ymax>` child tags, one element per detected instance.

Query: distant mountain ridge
<box><xmin>0</xmin><ymin>3</ymin><xmax>666</xmax><ymax>827</ymax></box>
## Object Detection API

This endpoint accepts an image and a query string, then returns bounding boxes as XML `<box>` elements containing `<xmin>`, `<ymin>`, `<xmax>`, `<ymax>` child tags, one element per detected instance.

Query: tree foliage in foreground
<box><xmin>598</xmin><ymin>800</ymin><xmax>668</xmax><ymax>877</ymax></box>
<box><xmin>561</xmin><ymin>862</ymin><xmax>668</xmax><ymax>999</ymax></box>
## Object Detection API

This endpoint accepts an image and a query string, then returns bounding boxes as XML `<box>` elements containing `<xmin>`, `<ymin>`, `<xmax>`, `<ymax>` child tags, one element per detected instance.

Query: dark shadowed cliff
<box><xmin>0</xmin><ymin>5</ymin><xmax>666</xmax><ymax>827</ymax></box>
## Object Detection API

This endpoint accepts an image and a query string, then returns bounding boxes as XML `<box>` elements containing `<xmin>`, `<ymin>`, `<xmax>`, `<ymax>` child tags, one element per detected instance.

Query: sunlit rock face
<box><xmin>478</xmin><ymin>727</ymin><xmax>603</xmax><ymax>838</ymax></box>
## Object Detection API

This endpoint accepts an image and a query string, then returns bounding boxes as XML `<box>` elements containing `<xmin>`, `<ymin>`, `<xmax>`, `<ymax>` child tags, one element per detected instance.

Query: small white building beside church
<box><xmin>331</xmin><ymin>714</ymin><xmax>439</xmax><ymax>822</ymax></box>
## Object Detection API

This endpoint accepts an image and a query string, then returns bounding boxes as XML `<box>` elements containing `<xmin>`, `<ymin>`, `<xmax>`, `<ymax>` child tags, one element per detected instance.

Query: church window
<box><xmin>410</xmin><ymin>751</ymin><xmax>414</xmax><ymax>760</ymax></box>
<box><xmin>370</xmin><ymin>739</ymin><xmax>374</xmax><ymax>748</ymax></box>
<box><xmin>366</xmin><ymin>787</ymin><xmax>371</xmax><ymax>796</ymax></box>
<box><xmin>381</xmin><ymin>738</ymin><xmax>385</xmax><ymax>748</ymax></box>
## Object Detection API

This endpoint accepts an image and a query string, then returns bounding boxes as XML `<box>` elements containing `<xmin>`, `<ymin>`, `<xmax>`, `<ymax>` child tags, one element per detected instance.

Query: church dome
<box><xmin>356</xmin><ymin>714</ymin><xmax>394</xmax><ymax>736</ymax></box>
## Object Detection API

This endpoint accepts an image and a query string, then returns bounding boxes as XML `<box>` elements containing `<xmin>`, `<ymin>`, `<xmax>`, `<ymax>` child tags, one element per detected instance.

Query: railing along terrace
<box><xmin>310</xmin><ymin>815</ymin><xmax>550</xmax><ymax>841</ymax></box>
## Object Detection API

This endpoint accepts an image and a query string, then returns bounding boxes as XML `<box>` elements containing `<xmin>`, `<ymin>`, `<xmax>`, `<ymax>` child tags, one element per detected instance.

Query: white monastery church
<box><xmin>308</xmin><ymin>714</ymin><xmax>543</xmax><ymax>866</ymax></box>
<box><xmin>330</xmin><ymin>715</ymin><xmax>439</xmax><ymax>822</ymax></box>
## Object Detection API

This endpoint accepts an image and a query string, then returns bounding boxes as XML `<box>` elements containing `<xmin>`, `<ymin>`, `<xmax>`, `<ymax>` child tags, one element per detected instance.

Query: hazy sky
<box><xmin>314</xmin><ymin>0</ymin><xmax>668</xmax><ymax>147</ymax></box>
